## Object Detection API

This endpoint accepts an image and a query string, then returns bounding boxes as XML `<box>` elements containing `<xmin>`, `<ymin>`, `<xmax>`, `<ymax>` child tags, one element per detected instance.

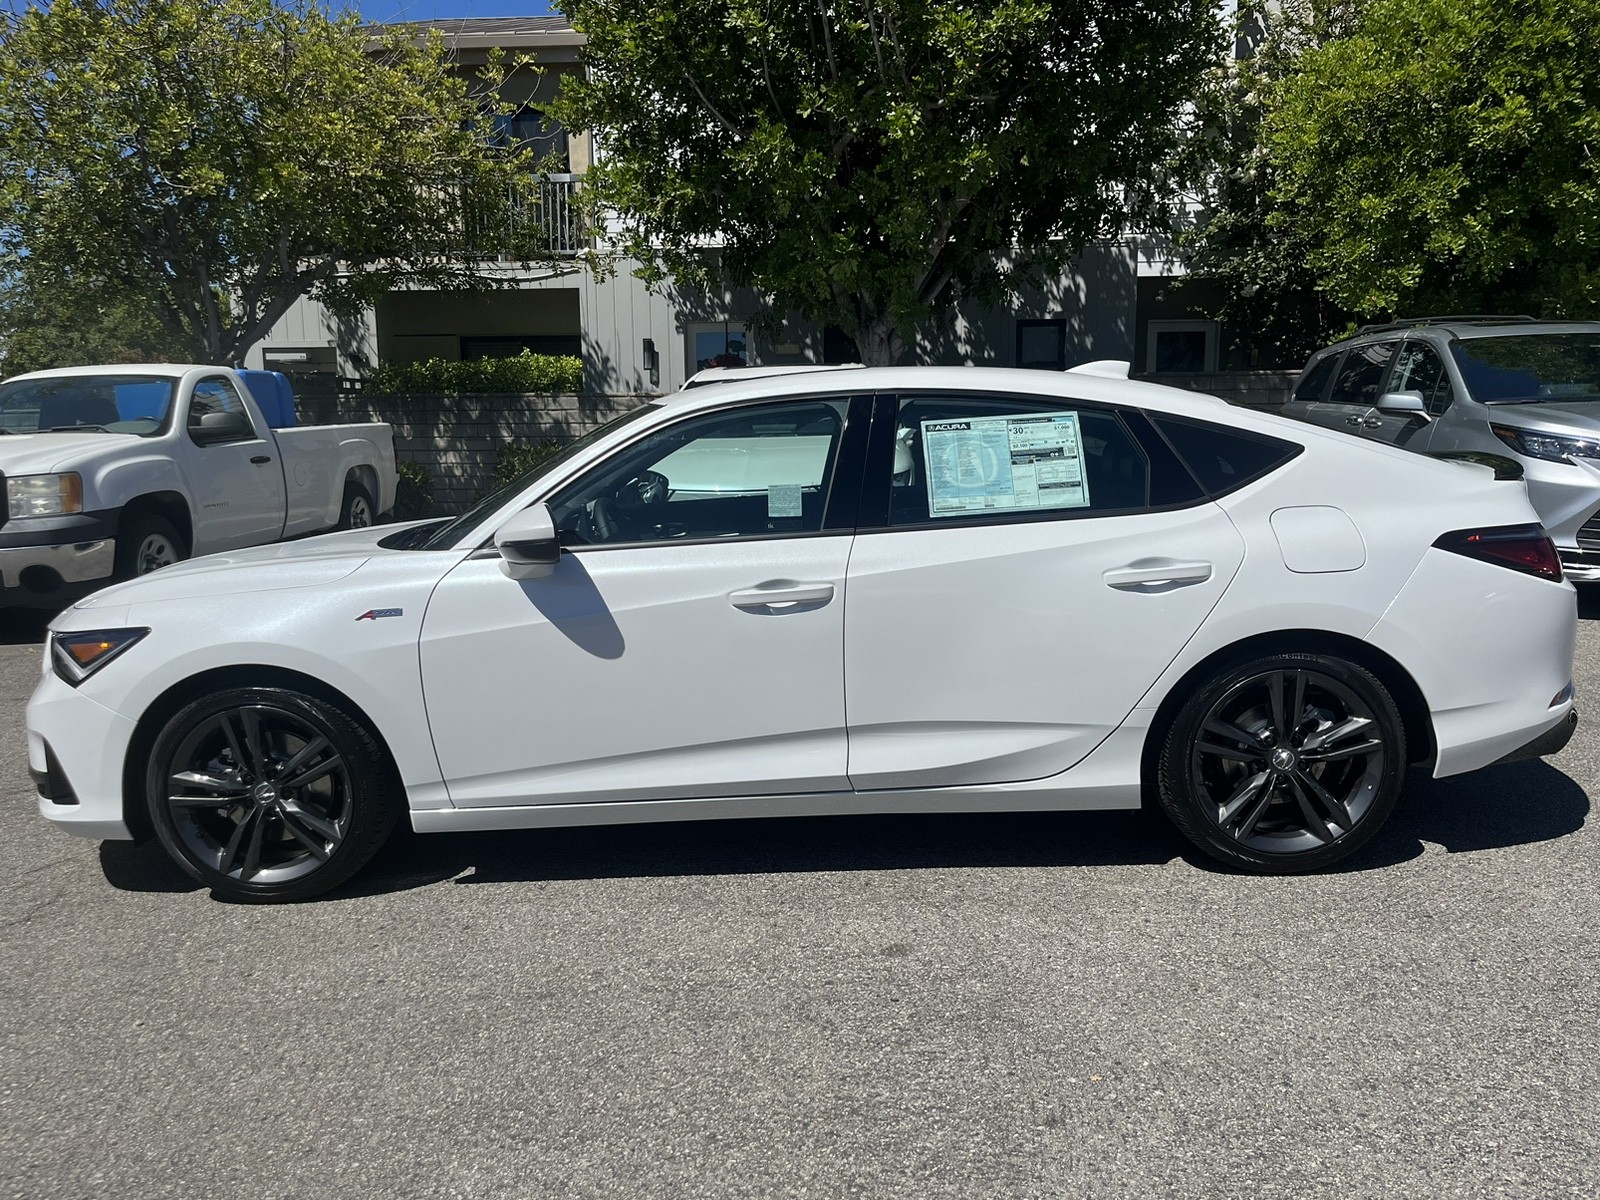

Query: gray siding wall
<box><xmin>1139</xmin><ymin>371</ymin><xmax>1297</xmax><ymax>410</ymax></box>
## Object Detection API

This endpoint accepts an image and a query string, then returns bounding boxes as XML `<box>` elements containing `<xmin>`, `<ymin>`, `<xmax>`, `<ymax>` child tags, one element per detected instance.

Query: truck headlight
<box><xmin>7</xmin><ymin>473</ymin><xmax>84</xmax><ymax>518</ymax></box>
<box><xmin>1490</xmin><ymin>425</ymin><xmax>1600</xmax><ymax>464</ymax></box>
<box><xmin>50</xmin><ymin>628</ymin><xmax>149</xmax><ymax>686</ymax></box>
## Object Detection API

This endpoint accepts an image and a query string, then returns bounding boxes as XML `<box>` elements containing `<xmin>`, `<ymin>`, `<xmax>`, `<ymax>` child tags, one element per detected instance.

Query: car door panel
<box><xmin>420</xmin><ymin>538</ymin><xmax>853</xmax><ymax>807</ymax></box>
<box><xmin>844</xmin><ymin>507</ymin><xmax>1244</xmax><ymax>790</ymax></box>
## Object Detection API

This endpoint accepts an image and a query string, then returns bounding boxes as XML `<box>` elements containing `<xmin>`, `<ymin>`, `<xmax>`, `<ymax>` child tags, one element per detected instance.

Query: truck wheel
<box><xmin>115</xmin><ymin>514</ymin><xmax>186</xmax><ymax>579</ymax></box>
<box><xmin>338</xmin><ymin>482</ymin><xmax>375</xmax><ymax>530</ymax></box>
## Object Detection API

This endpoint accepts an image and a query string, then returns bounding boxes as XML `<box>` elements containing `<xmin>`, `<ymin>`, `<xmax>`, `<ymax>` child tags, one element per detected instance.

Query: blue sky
<box><xmin>354</xmin><ymin>0</ymin><xmax>556</xmax><ymax>21</ymax></box>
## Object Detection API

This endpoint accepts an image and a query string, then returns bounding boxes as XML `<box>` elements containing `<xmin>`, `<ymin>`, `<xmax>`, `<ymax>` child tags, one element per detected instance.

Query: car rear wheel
<box><xmin>146</xmin><ymin>686</ymin><xmax>400</xmax><ymax>903</ymax></box>
<box><xmin>1158</xmin><ymin>653</ymin><xmax>1406</xmax><ymax>873</ymax></box>
<box><xmin>338</xmin><ymin>482</ymin><xmax>374</xmax><ymax>530</ymax></box>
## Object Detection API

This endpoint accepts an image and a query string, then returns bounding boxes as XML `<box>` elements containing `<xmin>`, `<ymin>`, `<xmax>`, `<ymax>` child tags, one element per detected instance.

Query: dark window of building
<box><xmin>823</xmin><ymin>326</ymin><xmax>860</xmax><ymax>365</ymax></box>
<box><xmin>1016</xmin><ymin>320</ymin><xmax>1067</xmax><ymax>371</ymax></box>
<box><xmin>461</xmin><ymin>335</ymin><xmax>582</xmax><ymax>360</ymax></box>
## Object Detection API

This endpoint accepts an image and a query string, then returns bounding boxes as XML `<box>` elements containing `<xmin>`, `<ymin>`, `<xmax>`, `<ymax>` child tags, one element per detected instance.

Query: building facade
<box><xmin>248</xmin><ymin>15</ymin><xmax>1231</xmax><ymax>397</ymax></box>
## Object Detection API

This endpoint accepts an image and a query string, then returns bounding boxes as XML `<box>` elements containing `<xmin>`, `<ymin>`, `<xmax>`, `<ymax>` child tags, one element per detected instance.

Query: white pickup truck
<box><xmin>0</xmin><ymin>363</ymin><xmax>397</xmax><ymax>609</ymax></box>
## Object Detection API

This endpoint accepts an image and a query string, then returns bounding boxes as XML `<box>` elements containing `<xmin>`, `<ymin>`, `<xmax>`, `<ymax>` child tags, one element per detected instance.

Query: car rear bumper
<box><xmin>1365</xmin><ymin>546</ymin><xmax>1578</xmax><ymax>778</ymax></box>
<box><xmin>28</xmin><ymin>668</ymin><xmax>139</xmax><ymax>840</ymax></box>
<box><xmin>1491</xmin><ymin>707</ymin><xmax>1578</xmax><ymax>765</ymax></box>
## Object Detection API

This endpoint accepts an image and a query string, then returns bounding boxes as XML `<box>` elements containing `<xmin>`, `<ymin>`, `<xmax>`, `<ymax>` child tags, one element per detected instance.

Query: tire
<box><xmin>145</xmin><ymin>686</ymin><xmax>400</xmax><ymax>903</ymax></box>
<box><xmin>1157</xmin><ymin>653</ymin><xmax>1407</xmax><ymax>874</ymax></box>
<box><xmin>338</xmin><ymin>481</ymin><xmax>375</xmax><ymax>530</ymax></box>
<box><xmin>115</xmin><ymin>513</ymin><xmax>186</xmax><ymax>579</ymax></box>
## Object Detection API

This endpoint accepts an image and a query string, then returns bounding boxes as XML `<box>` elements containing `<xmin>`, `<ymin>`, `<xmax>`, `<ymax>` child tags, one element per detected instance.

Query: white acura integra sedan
<box><xmin>29</xmin><ymin>367</ymin><xmax>1578</xmax><ymax>901</ymax></box>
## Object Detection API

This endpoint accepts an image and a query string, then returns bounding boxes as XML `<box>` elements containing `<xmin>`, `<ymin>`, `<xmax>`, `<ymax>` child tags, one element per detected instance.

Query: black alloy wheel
<box><xmin>146</xmin><ymin>687</ymin><xmax>399</xmax><ymax>902</ymax></box>
<box><xmin>1158</xmin><ymin>653</ymin><xmax>1406</xmax><ymax>872</ymax></box>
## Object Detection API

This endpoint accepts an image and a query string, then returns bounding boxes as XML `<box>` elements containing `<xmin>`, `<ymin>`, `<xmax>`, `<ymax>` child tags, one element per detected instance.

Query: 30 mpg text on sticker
<box><xmin>921</xmin><ymin>411</ymin><xmax>1090</xmax><ymax>517</ymax></box>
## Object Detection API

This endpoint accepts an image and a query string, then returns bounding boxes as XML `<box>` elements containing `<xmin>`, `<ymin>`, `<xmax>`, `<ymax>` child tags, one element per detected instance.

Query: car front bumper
<box><xmin>28</xmin><ymin>664</ymin><xmax>140</xmax><ymax>841</ymax></box>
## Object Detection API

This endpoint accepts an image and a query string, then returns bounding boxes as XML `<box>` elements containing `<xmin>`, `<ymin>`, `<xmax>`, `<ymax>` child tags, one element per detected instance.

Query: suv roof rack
<box><xmin>1356</xmin><ymin>315</ymin><xmax>1539</xmax><ymax>334</ymax></box>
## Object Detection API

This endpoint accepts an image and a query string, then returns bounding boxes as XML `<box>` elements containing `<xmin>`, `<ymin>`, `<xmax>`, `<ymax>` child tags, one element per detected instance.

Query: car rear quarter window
<box><xmin>1149</xmin><ymin>414</ymin><xmax>1303</xmax><ymax>496</ymax></box>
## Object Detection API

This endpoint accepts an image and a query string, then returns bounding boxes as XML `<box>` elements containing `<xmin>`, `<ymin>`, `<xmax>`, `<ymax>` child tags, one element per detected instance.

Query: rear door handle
<box><xmin>1103</xmin><ymin>560</ymin><xmax>1213</xmax><ymax>591</ymax></box>
<box><xmin>729</xmin><ymin>581</ymin><xmax>835</xmax><ymax>610</ymax></box>
<box><xmin>251</xmin><ymin>455</ymin><xmax>273</xmax><ymax>464</ymax></box>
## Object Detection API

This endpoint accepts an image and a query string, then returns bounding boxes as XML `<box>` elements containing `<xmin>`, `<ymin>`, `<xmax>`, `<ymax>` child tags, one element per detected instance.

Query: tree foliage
<box><xmin>0</xmin><ymin>0</ymin><xmax>549</xmax><ymax>367</ymax></box>
<box><xmin>1263</xmin><ymin>0</ymin><xmax>1600</xmax><ymax>318</ymax></box>
<box><xmin>1177</xmin><ymin>1</ymin><xmax>1363</xmax><ymax>365</ymax></box>
<box><xmin>554</xmin><ymin>0</ymin><xmax>1221</xmax><ymax>365</ymax></box>
<box><xmin>0</xmin><ymin>260</ymin><xmax>187</xmax><ymax>376</ymax></box>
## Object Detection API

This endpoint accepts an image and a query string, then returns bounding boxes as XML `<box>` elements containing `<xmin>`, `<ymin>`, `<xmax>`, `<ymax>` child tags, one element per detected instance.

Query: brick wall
<box><xmin>298</xmin><ymin>391</ymin><xmax>651</xmax><ymax>514</ymax></box>
<box><xmin>1134</xmin><ymin>371</ymin><xmax>1298</xmax><ymax>410</ymax></box>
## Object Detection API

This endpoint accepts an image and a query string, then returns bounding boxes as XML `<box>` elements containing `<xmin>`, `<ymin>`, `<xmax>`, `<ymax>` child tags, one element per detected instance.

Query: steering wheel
<box><xmin>583</xmin><ymin>496</ymin><xmax>632</xmax><ymax>543</ymax></box>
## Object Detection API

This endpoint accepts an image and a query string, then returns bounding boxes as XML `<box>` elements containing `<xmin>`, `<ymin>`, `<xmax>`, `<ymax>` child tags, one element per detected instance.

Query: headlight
<box><xmin>8</xmin><ymin>473</ymin><xmax>83</xmax><ymax>518</ymax></box>
<box><xmin>50</xmin><ymin>628</ymin><xmax>148</xmax><ymax>686</ymax></box>
<box><xmin>1491</xmin><ymin>425</ymin><xmax>1600</xmax><ymax>463</ymax></box>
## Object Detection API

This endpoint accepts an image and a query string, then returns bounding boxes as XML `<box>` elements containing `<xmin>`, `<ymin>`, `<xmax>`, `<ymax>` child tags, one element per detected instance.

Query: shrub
<box><xmin>491</xmin><ymin>439</ymin><xmax>568</xmax><ymax>492</ymax></box>
<box><xmin>394</xmin><ymin>460</ymin><xmax>436</xmax><ymax>520</ymax></box>
<box><xmin>365</xmin><ymin>350</ymin><xmax>583</xmax><ymax>396</ymax></box>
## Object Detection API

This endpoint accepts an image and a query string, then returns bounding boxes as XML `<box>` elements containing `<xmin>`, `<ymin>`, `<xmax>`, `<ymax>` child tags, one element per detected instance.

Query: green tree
<box><xmin>554</xmin><ymin>0</ymin><xmax>1221</xmax><ymax>365</ymax></box>
<box><xmin>0</xmin><ymin>260</ymin><xmax>187</xmax><ymax>376</ymax></box>
<box><xmin>1263</xmin><ymin>0</ymin><xmax>1600</xmax><ymax>318</ymax></box>
<box><xmin>0</xmin><ymin>0</ymin><xmax>549</xmax><ymax>367</ymax></box>
<box><xmin>1178</xmin><ymin>1</ymin><xmax>1365</xmax><ymax>365</ymax></box>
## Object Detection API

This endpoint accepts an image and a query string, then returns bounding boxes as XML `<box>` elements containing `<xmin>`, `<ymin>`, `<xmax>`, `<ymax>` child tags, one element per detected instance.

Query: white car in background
<box><xmin>28</xmin><ymin>367</ymin><xmax>1578</xmax><ymax>901</ymax></box>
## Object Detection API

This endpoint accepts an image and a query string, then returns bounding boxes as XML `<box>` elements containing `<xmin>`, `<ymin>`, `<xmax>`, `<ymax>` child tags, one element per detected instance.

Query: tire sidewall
<box><xmin>115</xmin><ymin>513</ymin><xmax>186</xmax><ymax>580</ymax></box>
<box><xmin>340</xmin><ymin>483</ymin><xmax>374</xmax><ymax>530</ymax></box>
<box><xmin>1158</xmin><ymin>652</ymin><xmax>1407</xmax><ymax>874</ymax></box>
<box><xmin>145</xmin><ymin>686</ymin><xmax>398</xmax><ymax>903</ymax></box>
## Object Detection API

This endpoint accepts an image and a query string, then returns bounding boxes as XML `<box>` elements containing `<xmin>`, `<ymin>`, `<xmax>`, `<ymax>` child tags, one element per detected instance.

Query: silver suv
<box><xmin>1283</xmin><ymin>316</ymin><xmax>1600</xmax><ymax>580</ymax></box>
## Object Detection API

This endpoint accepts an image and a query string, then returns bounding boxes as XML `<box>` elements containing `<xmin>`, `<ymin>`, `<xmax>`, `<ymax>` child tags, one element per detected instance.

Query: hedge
<box><xmin>366</xmin><ymin>351</ymin><xmax>583</xmax><ymax>396</ymax></box>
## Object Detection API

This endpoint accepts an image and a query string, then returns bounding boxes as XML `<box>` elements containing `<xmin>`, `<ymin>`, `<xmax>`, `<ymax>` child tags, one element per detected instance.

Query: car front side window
<box><xmin>548</xmin><ymin>399</ymin><xmax>849</xmax><ymax>547</ymax></box>
<box><xmin>1392</xmin><ymin>341</ymin><xmax>1455</xmax><ymax>416</ymax></box>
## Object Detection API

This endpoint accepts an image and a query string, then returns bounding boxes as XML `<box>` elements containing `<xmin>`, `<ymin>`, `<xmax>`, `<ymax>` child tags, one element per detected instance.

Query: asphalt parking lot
<box><xmin>3</xmin><ymin>603</ymin><xmax>1599</xmax><ymax>1200</ymax></box>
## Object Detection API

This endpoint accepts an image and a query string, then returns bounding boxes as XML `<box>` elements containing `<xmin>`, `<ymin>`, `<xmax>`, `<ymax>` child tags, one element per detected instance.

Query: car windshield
<box><xmin>0</xmin><ymin>374</ymin><xmax>177</xmax><ymax>434</ymax></box>
<box><xmin>395</xmin><ymin>403</ymin><xmax>660</xmax><ymax>552</ymax></box>
<box><xmin>1452</xmin><ymin>334</ymin><xmax>1600</xmax><ymax>405</ymax></box>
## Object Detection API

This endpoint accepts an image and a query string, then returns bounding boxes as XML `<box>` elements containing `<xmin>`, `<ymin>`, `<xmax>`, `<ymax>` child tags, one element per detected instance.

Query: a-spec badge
<box><xmin>356</xmin><ymin>608</ymin><xmax>404</xmax><ymax>621</ymax></box>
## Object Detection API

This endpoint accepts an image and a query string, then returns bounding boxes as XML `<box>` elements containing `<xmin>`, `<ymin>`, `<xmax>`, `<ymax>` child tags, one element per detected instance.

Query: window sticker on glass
<box><xmin>921</xmin><ymin>411</ymin><xmax>1090</xmax><ymax>517</ymax></box>
<box><xmin>767</xmin><ymin>483</ymin><xmax>802</xmax><ymax>517</ymax></box>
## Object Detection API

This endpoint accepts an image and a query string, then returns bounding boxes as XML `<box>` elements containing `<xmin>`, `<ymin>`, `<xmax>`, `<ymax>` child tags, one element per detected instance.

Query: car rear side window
<box><xmin>1149</xmin><ymin>414</ymin><xmax>1302</xmax><ymax>496</ymax></box>
<box><xmin>881</xmin><ymin>395</ymin><xmax>1192</xmax><ymax>527</ymax></box>
<box><xmin>1327</xmin><ymin>342</ymin><xmax>1397</xmax><ymax>406</ymax></box>
<box><xmin>1294</xmin><ymin>354</ymin><xmax>1339</xmax><ymax>403</ymax></box>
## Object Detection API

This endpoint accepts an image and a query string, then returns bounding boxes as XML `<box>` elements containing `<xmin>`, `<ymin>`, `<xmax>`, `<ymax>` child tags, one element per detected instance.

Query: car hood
<box><xmin>1485</xmin><ymin>400</ymin><xmax>1600</xmax><ymax>433</ymax></box>
<box><xmin>0</xmin><ymin>431</ymin><xmax>140</xmax><ymax>474</ymax></box>
<box><xmin>73</xmin><ymin>525</ymin><xmax>402</xmax><ymax>609</ymax></box>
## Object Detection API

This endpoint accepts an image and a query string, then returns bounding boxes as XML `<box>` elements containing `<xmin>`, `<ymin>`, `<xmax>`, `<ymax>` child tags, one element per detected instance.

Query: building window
<box><xmin>1016</xmin><ymin>320</ymin><xmax>1067</xmax><ymax>371</ymax></box>
<box><xmin>492</xmin><ymin>106</ymin><xmax>570</xmax><ymax>172</ymax></box>
<box><xmin>688</xmin><ymin>322</ymin><xmax>751</xmax><ymax>372</ymax></box>
<box><xmin>1146</xmin><ymin>321</ymin><xmax>1219</xmax><ymax>374</ymax></box>
<box><xmin>822</xmin><ymin>325</ymin><xmax>860</xmax><ymax>364</ymax></box>
<box><xmin>461</xmin><ymin>335</ymin><xmax>582</xmax><ymax>360</ymax></box>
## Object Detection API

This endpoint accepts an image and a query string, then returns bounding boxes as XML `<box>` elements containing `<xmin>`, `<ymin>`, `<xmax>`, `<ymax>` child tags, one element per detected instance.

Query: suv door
<box><xmin>1379</xmin><ymin>338</ymin><xmax>1455</xmax><ymax>449</ymax></box>
<box><xmin>1281</xmin><ymin>350</ymin><xmax>1341</xmax><ymax>429</ymax></box>
<box><xmin>419</xmin><ymin>395</ymin><xmax>868</xmax><ymax>807</ymax></box>
<box><xmin>1316</xmin><ymin>341</ymin><xmax>1399</xmax><ymax>440</ymax></box>
<box><xmin>840</xmin><ymin>391</ymin><xmax>1249</xmax><ymax>790</ymax></box>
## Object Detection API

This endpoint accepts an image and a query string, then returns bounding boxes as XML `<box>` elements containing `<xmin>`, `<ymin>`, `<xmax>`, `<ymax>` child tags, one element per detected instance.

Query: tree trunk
<box><xmin>852</xmin><ymin>314</ymin><xmax>906</xmax><ymax>367</ymax></box>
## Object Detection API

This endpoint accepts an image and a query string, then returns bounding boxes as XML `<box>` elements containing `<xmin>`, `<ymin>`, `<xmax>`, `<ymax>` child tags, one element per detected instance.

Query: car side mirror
<box><xmin>190</xmin><ymin>410</ymin><xmax>256</xmax><ymax>445</ymax></box>
<box><xmin>495</xmin><ymin>502</ymin><xmax>561</xmax><ymax>580</ymax></box>
<box><xmin>1376</xmin><ymin>390</ymin><xmax>1428</xmax><ymax>416</ymax></box>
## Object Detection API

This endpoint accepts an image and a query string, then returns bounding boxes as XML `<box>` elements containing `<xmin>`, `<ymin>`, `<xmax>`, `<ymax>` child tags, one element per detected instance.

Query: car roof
<box><xmin>654</xmin><ymin>364</ymin><xmax>1248</xmax><ymax>423</ymax></box>
<box><xmin>4</xmin><ymin>363</ymin><xmax>217</xmax><ymax>383</ymax></box>
<box><xmin>680</xmin><ymin>364</ymin><xmax>866</xmax><ymax>389</ymax></box>
<box><xmin>1322</xmin><ymin>320</ymin><xmax>1600</xmax><ymax>352</ymax></box>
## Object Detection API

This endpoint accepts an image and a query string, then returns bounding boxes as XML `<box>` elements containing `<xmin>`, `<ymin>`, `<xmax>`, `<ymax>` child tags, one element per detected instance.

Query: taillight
<box><xmin>1433</xmin><ymin>524</ymin><xmax>1563</xmax><ymax>582</ymax></box>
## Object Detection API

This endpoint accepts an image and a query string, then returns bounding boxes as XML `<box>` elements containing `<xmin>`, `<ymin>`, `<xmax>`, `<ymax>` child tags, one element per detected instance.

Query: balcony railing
<box><xmin>463</xmin><ymin>172</ymin><xmax>586</xmax><ymax>260</ymax></box>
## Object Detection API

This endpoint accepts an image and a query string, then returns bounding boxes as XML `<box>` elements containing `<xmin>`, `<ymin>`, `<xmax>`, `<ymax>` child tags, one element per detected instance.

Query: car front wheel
<box><xmin>1158</xmin><ymin>653</ymin><xmax>1407</xmax><ymax>873</ymax></box>
<box><xmin>146</xmin><ymin>686</ymin><xmax>400</xmax><ymax>902</ymax></box>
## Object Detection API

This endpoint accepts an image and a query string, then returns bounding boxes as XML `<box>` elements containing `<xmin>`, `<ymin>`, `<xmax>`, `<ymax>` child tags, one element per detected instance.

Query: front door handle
<box><xmin>251</xmin><ymin>455</ymin><xmax>273</xmax><ymax>464</ymax></box>
<box><xmin>1103</xmin><ymin>560</ymin><xmax>1213</xmax><ymax>592</ymax></box>
<box><xmin>729</xmin><ymin>581</ymin><xmax>835</xmax><ymax>610</ymax></box>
